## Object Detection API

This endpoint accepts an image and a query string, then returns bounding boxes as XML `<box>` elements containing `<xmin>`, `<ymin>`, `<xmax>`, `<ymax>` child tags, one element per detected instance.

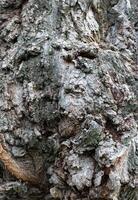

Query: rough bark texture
<box><xmin>0</xmin><ymin>0</ymin><xmax>137</xmax><ymax>199</ymax></box>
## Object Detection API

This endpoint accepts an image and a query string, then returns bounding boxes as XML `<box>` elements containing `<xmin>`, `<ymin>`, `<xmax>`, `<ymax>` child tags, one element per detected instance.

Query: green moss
<box><xmin>126</xmin><ymin>103</ymin><xmax>137</xmax><ymax>113</ymax></box>
<box><xmin>5</xmin><ymin>184</ymin><xmax>27</xmax><ymax>197</ymax></box>
<box><xmin>81</xmin><ymin>128</ymin><xmax>101</xmax><ymax>149</ymax></box>
<box><xmin>119</xmin><ymin>186</ymin><xmax>138</xmax><ymax>200</ymax></box>
<box><xmin>38</xmin><ymin>138</ymin><xmax>59</xmax><ymax>164</ymax></box>
<box><xmin>121</xmin><ymin>102</ymin><xmax>137</xmax><ymax>116</ymax></box>
<box><xmin>48</xmin><ymin>47</ymin><xmax>54</xmax><ymax>55</ymax></box>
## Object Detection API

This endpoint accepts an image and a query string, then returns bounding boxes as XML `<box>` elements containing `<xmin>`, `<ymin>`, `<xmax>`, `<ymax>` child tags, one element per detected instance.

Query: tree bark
<box><xmin>0</xmin><ymin>0</ymin><xmax>137</xmax><ymax>199</ymax></box>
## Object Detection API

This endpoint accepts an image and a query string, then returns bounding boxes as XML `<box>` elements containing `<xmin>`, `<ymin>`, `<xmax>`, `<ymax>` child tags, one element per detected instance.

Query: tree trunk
<box><xmin>0</xmin><ymin>0</ymin><xmax>137</xmax><ymax>199</ymax></box>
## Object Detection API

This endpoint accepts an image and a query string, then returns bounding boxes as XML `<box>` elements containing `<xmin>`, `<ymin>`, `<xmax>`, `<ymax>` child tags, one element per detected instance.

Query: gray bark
<box><xmin>0</xmin><ymin>0</ymin><xmax>137</xmax><ymax>199</ymax></box>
